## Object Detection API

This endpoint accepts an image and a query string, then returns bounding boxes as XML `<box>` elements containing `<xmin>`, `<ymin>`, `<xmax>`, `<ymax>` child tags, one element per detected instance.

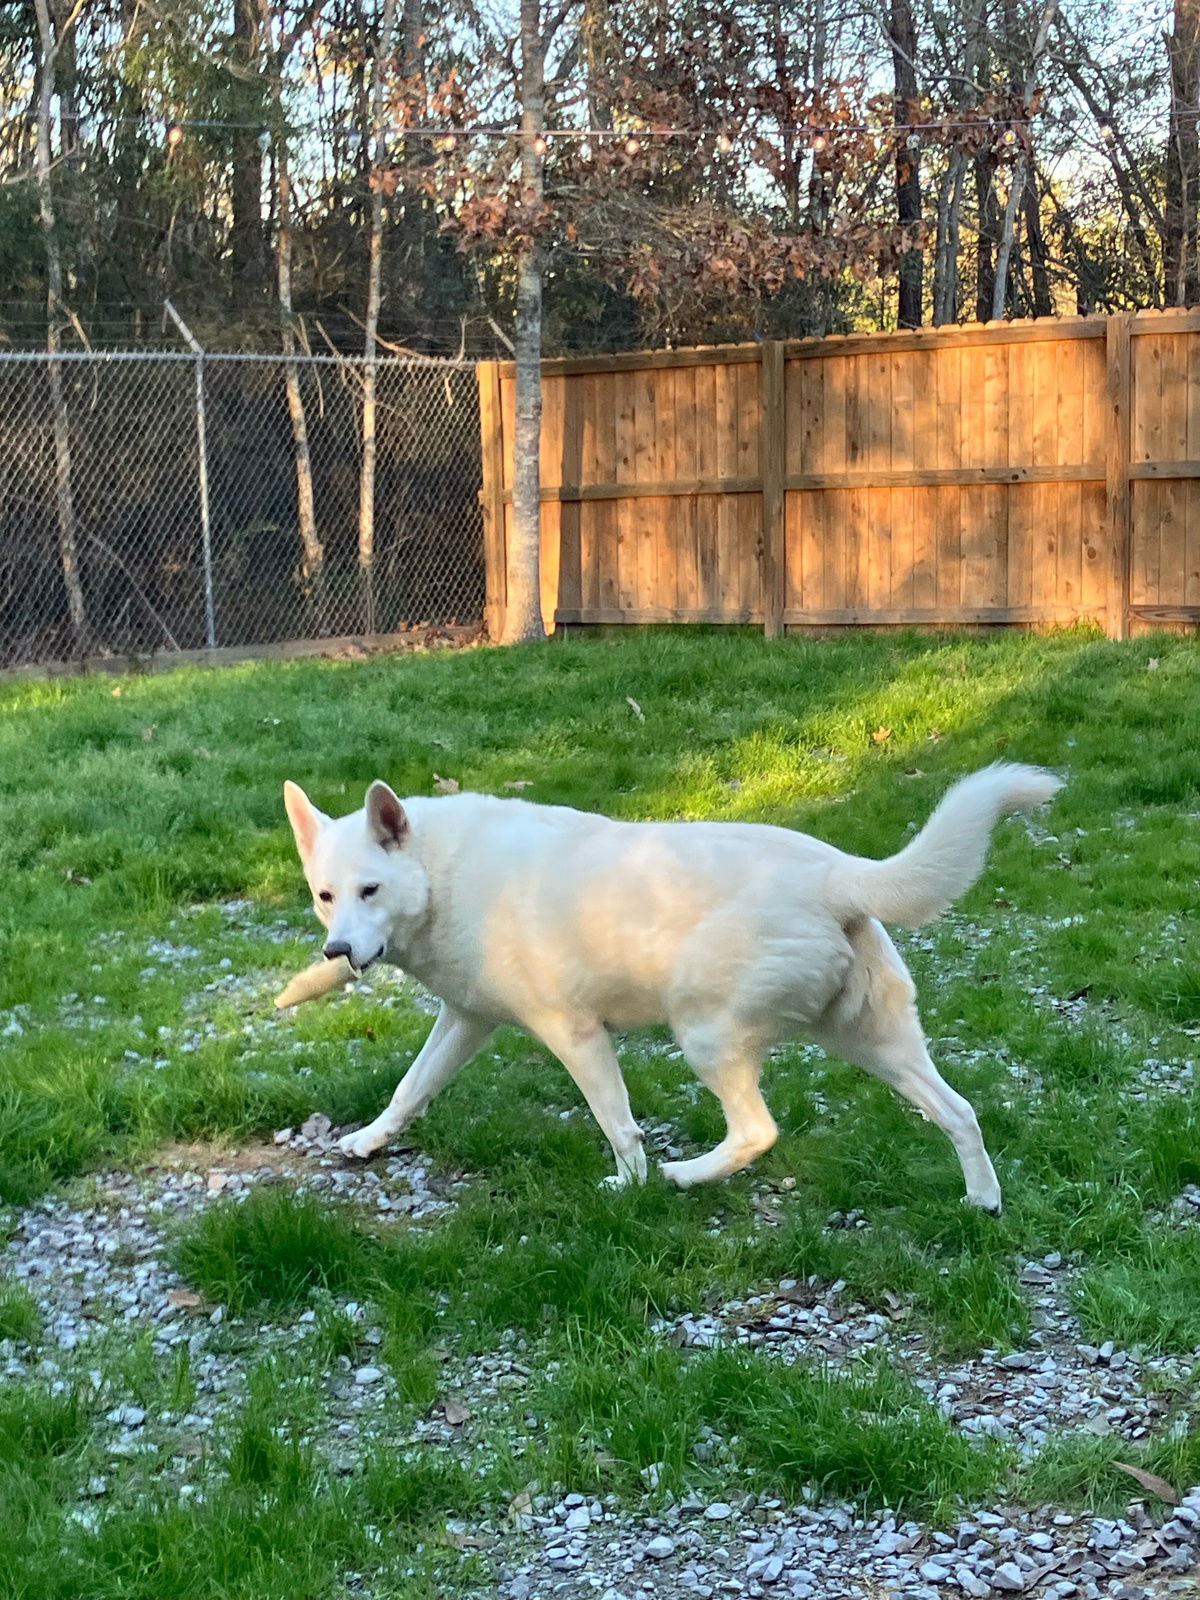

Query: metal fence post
<box><xmin>165</xmin><ymin>300</ymin><xmax>217</xmax><ymax>648</ymax></box>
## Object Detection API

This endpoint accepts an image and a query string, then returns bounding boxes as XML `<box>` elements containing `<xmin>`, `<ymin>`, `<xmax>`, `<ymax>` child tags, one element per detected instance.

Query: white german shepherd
<box><xmin>283</xmin><ymin>764</ymin><xmax>1060</xmax><ymax>1210</ymax></box>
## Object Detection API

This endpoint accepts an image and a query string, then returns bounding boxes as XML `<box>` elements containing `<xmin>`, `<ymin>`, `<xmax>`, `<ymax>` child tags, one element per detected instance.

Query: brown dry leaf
<box><xmin>1112</xmin><ymin>1462</ymin><xmax>1180</xmax><ymax>1504</ymax></box>
<box><xmin>881</xmin><ymin>1289</ymin><xmax>909</xmax><ymax>1321</ymax></box>
<box><xmin>442</xmin><ymin>1399</ymin><xmax>472</xmax><ymax>1427</ymax></box>
<box><xmin>871</xmin><ymin>726</ymin><xmax>893</xmax><ymax>744</ymax></box>
<box><xmin>626</xmin><ymin>696</ymin><xmax>645</xmax><ymax>722</ymax></box>
<box><xmin>443</xmin><ymin>1531</ymin><xmax>487</xmax><ymax>1550</ymax></box>
<box><xmin>110</xmin><ymin>685</ymin><xmax>122</xmax><ymax>697</ymax></box>
<box><xmin>166</xmin><ymin>1289</ymin><xmax>205</xmax><ymax>1311</ymax></box>
<box><xmin>432</xmin><ymin>774</ymin><xmax>460</xmax><ymax>794</ymax></box>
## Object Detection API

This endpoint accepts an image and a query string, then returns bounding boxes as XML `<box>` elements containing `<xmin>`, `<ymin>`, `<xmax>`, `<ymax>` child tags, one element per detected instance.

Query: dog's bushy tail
<box><xmin>831</xmin><ymin>763</ymin><xmax>1062</xmax><ymax>929</ymax></box>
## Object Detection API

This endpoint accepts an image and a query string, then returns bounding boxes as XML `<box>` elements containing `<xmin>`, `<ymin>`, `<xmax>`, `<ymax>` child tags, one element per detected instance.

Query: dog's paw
<box><xmin>598</xmin><ymin>1173</ymin><xmax>630</xmax><ymax>1192</ymax></box>
<box><xmin>963</xmin><ymin>1189</ymin><xmax>1003</xmax><ymax>1215</ymax></box>
<box><xmin>659</xmin><ymin>1159</ymin><xmax>697</xmax><ymax>1190</ymax></box>
<box><xmin>338</xmin><ymin>1128</ymin><xmax>384</xmax><ymax>1161</ymax></box>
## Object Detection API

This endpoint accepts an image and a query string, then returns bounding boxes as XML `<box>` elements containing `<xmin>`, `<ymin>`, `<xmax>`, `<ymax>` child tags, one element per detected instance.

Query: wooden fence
<box><xmin>478</xmin><ymin>308</ymin><xmax>1200</xmax><ymax>639</ymax></box>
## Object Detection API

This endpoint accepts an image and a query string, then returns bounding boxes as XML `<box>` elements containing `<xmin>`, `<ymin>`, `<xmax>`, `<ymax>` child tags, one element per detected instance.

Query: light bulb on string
<box><xmin>166</xmin><ymin>122</ymin><xmax>184</xmax><ymax>148</ymax></box>
<box><xmin>810</xmin><ymin>131</ymin><xmax>827</xmax><ymax>154</ymax></box>
<box><xmin>716</xmin><ymin>131</ymin><xmax>733</xmax><ymax>153</ymax></box>
<box><xmin>436</xmin><ymin>133</ymin><xmax>458</xmax><ymax>154</ymax></box>
<box><xmin>624</xmin><ymin>135</ymin><xmax>641</xmax><ymax>156</ymax></box>
<box><xmin>1001</xmin><ymin>126</ymin><xmax>1018</xmax><ymax>146</ymax></box>
<box><xmin>532</xmin><ymin>133</ymin><xmax>548</xmax><ymax>155</ymax></box>
<box><xmin>1098</xmin><ymin>122</ymin><xmax>1114</xmax><ymax>142</ymax></box>
<box><xmin>905</xmin><ymin>132</ymin><xmax>920</xmax><ymax>149</ymax></box>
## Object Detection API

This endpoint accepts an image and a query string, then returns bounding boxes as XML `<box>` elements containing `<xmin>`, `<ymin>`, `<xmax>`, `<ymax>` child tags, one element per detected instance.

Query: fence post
<box><xmin>477</xmin><ymin>359</ymin><xmax>507</xmax><ymax>641</ymax></box>
<box><xmin>760</xmin><ymin>340</ymin><xmax>786</xmax><ymax>638</ymax></box>
<box><xmin>165</xmin><ymin>300</ymin><xmax>217</xmax><ymax>648</ymax></box>
<box><xmin>1105</xmin><ymin>312</ymin><xmax>1133</xmax><ymax>641</ymax></box>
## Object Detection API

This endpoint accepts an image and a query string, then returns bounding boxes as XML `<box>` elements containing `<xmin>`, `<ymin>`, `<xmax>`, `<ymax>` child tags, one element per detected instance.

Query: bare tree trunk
<box><xmin>933</xmin><ymin>150</ymin><xmax>968</xmax><ymax>323</ymax></box>
<box><xmin>885</xmin><ymin>0</ymin><xmax>923</xmax><ymax>326</ymax></box>
<box><xmin>990</xmin><ymin>0</ymin><xmax>1059</xmax><ymax>319</ymax></box>
<box><xmin>1021</xmin><ymin>172</ymin><xmax>1053</xmax><ymax>314</ymax></box>
<box><xmin>359</xmin><ymin>0</ymin><xmax>399</xmax><ymax>635</ymax></box>
<box><xmin>230</xmin><ymin>0</ymin><xmax>267</xmax><ymax>303</ymax></box>
<box><xmin>270</xmin><ymin>93</ymin><xmax>328</xmax><ymax>629</ymax></box>
<box><xmin>33</xmin><ymin>0</ymin><xmax>87</xmax><ymax>649</ymax></box>
<box><xmin>1166</xmin><ymin>0</ymin><xmax>1200</xmax><ymax>305</ymax></box>
<box><xmin>502</xmin><ymin>0</ymin><xmax>547</xmax><ymax>644</ymax></box>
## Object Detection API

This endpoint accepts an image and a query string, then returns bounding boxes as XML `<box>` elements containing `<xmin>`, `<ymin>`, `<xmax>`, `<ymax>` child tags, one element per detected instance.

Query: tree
<box><xmin>1166</xmin><ymin>0</ymin><xmax>1200</xmax><ymax>306</ymax></box>
<box><xmin>503</xmin><ymin>0</ymin><xmax>547</xmax><ymax>644</ymax></box>
<box><xmin>885</xmin><ymin>0</ymin><xmax>923</xmax><ymax>326</ymax></box>
<box><xmin>359</xmin><ymin>0</ymin><xmax>400</xmax><ymax>633</ymax></box>
<box><xmin>32</xmin><ymin>0</ymin><xmax>88</xmax><ymax>649</ymax></box>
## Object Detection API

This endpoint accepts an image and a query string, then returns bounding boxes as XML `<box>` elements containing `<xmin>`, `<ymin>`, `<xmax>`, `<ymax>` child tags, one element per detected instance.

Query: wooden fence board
<box><xmin>478</xmin><ymin>314</ymin><xmax>1200</xmax><ymax>637</ymax></box>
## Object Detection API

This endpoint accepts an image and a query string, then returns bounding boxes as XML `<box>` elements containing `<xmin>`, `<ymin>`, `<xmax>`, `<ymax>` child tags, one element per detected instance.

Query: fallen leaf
<box><xmin>443</xmin><ymin>1531</ymin><xmax>487</xmax><ymax>1550</ymax></box>
<box><xmin>166</xmin><ymin>1289</ymin><xmax>205</xmax><ymax>1311</ymax></box>
<box><xmin>433</xmin><ymin>773</ymin><xmax>460</xmax><ymax>794</ymax></box>
<box><xmin>1112</xmin><ymin>1462</ymin><xmax>1179</xmax><ymax>1504</ymax></box>
<box><xmin>442</xmin><ymin>1399</ymin><xmax>472</xmax><ymax>1427</ymax></box>
<box><xmin>927</xmin><ymin>727</ymin><xmax>942</xmax><ymax>741</ymax></box>
<box><xmin>871</xmin><ymin>726</ymin><xmax>893</xmax><ymax>744</ymax></box>
<box><xmin>881</xmin><ymin>1289</ymin><xmax>909</xmax><ymax>1321</ymax></box>
<box><xmin>507</xmin><ymin>1490</ymin><xmax>533</xmax><ymax>1527</ymax></box>
<box><xmin>110</xmin><ymin>686</ymin><xmax>122</xmax><ymax>697</ymax></box>
<box><xmin>1147</xmin><ymin>658</ymin><xmax>1160</xmax><ymax>671</ymax></box>
<box><xmin>626</xmin><ymin>696</ymin><xmax>645</xmax><ymax>722</ymax></box>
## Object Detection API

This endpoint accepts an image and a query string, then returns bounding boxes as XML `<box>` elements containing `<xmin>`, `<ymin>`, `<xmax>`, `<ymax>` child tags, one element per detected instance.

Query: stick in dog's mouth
<box><xmin>274</xmin><ymin>954</ymin><xmax>357</xmax><ymax>1009</ymax></box>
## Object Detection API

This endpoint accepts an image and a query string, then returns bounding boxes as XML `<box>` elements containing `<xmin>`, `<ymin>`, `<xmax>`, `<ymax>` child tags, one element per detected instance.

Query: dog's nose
<box><xmin>323</xmin><ymin>940</ymin><xmax>353</xmax><ymax>962</ymax></box>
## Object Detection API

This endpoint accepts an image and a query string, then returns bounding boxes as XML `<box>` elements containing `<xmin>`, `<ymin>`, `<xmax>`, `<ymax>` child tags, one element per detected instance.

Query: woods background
<box><xmin>0</xmin><ymin>0</ymin><xmax>1193</xmax><ymax>359</ymax></box>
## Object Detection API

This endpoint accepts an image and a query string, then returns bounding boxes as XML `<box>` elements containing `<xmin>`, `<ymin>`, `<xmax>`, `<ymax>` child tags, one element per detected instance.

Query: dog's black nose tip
<box><xmin>323</xmin><ymin>941</ymin><xmax>353</xmax><ymax>962</ymax></box>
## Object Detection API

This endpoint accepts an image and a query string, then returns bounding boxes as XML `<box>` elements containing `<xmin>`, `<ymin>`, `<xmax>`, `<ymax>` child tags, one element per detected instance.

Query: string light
<box><xmin>1098</xmin><ymin>122</ymin><xmax>1114</xmax><ymax>142</ymax></box>
<box><xmin>126</xmin><ymin>113</ymin><xmax>1046</xmax><ymax>153</ymax></box>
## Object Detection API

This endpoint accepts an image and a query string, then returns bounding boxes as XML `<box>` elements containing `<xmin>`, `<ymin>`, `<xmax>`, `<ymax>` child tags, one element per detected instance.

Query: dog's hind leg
<box><xmin>660</xmin><ymin>1019</ymin><xmax>777</xmax><ymax>1189</ymax></box>
<box><xmin>339</xmin><ymin>1003</ymin><xmax>493</xmax><ymax>1160</ymax></box>
<box><xmin>812</xmin><ymin>938</ymin><xmax>1001</xmax><ymax>1211</ymax></box>
<box><xmin>530</xmin><ymin>1015</ymin><xmax>647</xmax><ymax>1188</ymax></box>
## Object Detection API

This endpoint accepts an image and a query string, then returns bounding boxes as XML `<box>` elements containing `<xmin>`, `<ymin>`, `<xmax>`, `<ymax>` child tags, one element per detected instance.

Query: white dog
<box><xmin>283</xmin><ymin>764</ymin><xmax>1060</xmax><ymax>1210</ymax></box>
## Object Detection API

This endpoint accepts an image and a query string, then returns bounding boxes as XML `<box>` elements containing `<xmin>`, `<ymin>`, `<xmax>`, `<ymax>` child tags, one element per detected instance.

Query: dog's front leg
<box><xmin>339</xmin><ymin>1003</ymin><xmax>493</xmax><ymax>1160</ymax></box>
<box><xmin>528</xmin><ymin>1014</ymin><xmax>647</xmax><ymax>1188</ymax></box>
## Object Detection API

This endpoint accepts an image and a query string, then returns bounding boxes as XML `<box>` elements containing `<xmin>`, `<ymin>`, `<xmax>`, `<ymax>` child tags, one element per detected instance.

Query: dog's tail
<box><xmin>830</xmin><ymin>763</ymin><xmax>1062</xmax><ymax>930</ymax></box>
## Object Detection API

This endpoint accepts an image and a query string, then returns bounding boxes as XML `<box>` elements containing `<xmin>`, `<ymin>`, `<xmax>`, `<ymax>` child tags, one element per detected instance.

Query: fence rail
<box><xmin>0</xmin><ymin>351</ymin><xmax>484</xmax><ymax>670</ymax></box>
<box><xmin>479</xmin><ymin>309</ymin><xmax>1200</xmax><ymax>639</ymax></box>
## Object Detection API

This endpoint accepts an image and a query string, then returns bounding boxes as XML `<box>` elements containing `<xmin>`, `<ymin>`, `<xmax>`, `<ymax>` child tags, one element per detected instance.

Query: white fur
<box><xmin>282</xmin><ymin>763</ymin><xmax>1062</xmax><ymax>1208</ymax></box>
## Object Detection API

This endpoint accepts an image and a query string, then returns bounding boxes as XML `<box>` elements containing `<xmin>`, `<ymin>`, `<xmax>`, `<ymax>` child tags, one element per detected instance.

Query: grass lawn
<box><xmin>2</xmin><ymin>626</ymin><xmax>1200</xmax><ymax>1597</ymax></box>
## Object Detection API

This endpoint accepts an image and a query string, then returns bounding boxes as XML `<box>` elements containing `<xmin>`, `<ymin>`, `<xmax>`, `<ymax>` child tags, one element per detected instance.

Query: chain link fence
<box><xmin>0</xmin><ymin>351</ymin><xmax>485</xmax><ymax>670</ymax></box>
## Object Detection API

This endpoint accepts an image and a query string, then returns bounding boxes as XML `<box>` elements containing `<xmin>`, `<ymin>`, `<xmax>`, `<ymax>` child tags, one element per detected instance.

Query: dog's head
<box><xmin>283</xmin><ymin>780</ymin><xmax>429</xmax><ymax>971</ymax></box>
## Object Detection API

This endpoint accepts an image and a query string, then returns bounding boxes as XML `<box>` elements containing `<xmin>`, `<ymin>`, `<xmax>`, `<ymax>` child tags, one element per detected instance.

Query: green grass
<box><xmin>3</xmin><ymin>627</ymin><xmax>1200</xmax><ymax>1590</ymax></box>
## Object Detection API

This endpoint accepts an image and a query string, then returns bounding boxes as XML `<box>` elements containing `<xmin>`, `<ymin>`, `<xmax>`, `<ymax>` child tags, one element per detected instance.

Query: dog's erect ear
<box><xmin>366</xmin><ymin>781</ymin><xmax>409</xmax><ymax>851</ymax></box>
<box><xmin>283</xmin><ymin>781</ymin><xmax>329</xmax><ymax>865</ymax></box>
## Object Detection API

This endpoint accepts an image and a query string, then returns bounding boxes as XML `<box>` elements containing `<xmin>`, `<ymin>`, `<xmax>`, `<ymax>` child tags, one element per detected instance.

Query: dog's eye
<box><xmin>318</xmin><ymin>890</ymin><xmax>334</xmax><ymax>904</ymax></box>
<box><xmin>360</xmin><ymin>884</ymin><xmax>379</xmax><ymax>900</ymax></box>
